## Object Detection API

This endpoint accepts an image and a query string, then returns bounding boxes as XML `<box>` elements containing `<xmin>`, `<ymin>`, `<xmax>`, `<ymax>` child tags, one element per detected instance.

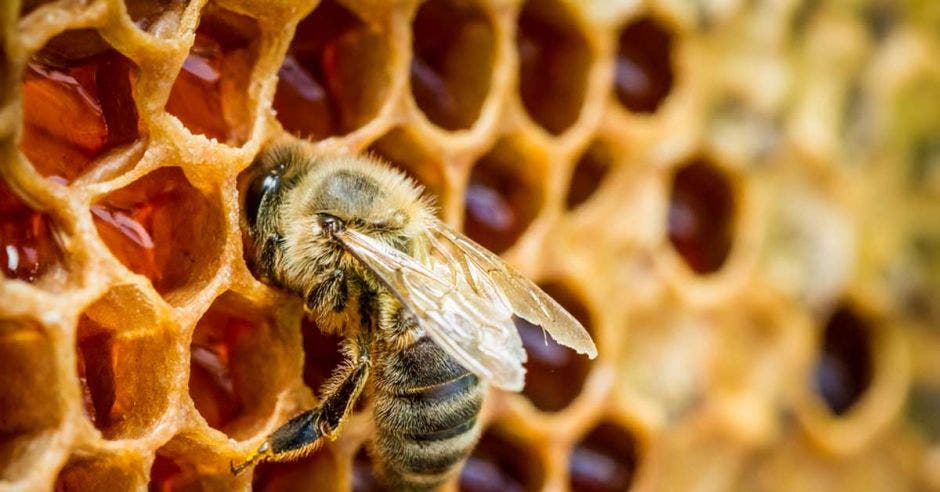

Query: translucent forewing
<box><xmin>336</xmin><ymin>228</ymin><xmax>527</xmax><ymax>391</ymax></box>
<box><xmin>429</xmin><ymin>222</ymin><xmax>598</xmax><ymax>359</ymax></box>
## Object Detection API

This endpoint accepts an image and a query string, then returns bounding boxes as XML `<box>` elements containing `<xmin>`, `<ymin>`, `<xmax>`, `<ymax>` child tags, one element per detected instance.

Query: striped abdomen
<box><xmin>371</xmin><ymin>337</ymin><xmax>484</xmax><ymax>490</ymax></box>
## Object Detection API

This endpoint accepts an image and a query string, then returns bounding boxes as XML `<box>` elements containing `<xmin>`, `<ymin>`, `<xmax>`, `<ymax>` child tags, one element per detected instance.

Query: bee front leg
<box><xmin>231</xmin><ymin>337</ymin><xmax>371</xmax><ymax>475</ymax></box>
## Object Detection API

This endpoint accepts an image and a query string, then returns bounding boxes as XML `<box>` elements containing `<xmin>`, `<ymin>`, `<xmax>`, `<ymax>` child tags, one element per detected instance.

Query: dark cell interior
<box><xmin>519</xmin><ymin>282</ymin><xmax>594</xmax><ymax>412</ymax></box>
<box><xmin>20</xmin><ymin>29</ymin><xmax>139</xmax><ymax>182</ymax></box>
<box><xmin>410</xmin><ymin>0</ymin><xmax>495</xmax><ymax>130</ymax></box>
<box><xmin>615</xmin><ymin>17</ymin><xmax>674</xmax><ymax>113</ymax></box>
<box><xmin>667</xmin><ymin>159</ymin><xmax>735</xmax><ymax>274</ymax></box>
<box><xmin>91</xmin><ymin>167</ymin><xmax>224</xmax><ymax>298</ymax></box>
<box><xmin>459</xmin><ymin>428</ymin><xmax>543</xmax><ymax>492</ymax></box>
<box><xmin>164</xmin><ymin>5</ymin><xmax>258</xmax><ymax>144</ymax></box>
<box><xmin>516</xmin><ymin>0</ymin><xmax>592</xmax><ymax>134</ymax></box>
<box><xmin>463</xmin><ymin>140</ymin><xmax>543</xmax><ymax>254</ymax></box>
<box><xmin>148</xmin><ymin>453</ymin><xmax>182</xmax><ymax>492</ymax></box>
<box><xmin>0</xmin><ymin>179</ymin><xmax>62</xmax><ymax>283</ymax></box>
<box><xmin>301</xmin><ymin>317</ymin><xmax>344</xmax><ymax>398</ymax></box>
<box><xmin>566</xmin><ymin>141</ymin><xmax>614</xmax><ymax>210</ymax></box>
<box><xmin>813</xmin><ymin>305</ymin><xmax>874</xmax><ymax>416</ymax></box>
<box><xmin>273</xmin><ymin>0</ymin><xmax>391</xmax><ymax>140</ymax></box>
<box><xmin>569</xmin><ymin>422</ymin><xmax>639</xmax><ymax>492</ymax></box>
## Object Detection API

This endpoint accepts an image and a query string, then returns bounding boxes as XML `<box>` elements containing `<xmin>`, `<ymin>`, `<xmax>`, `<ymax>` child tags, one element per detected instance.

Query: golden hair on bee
<box><xmin>236</xmin><ymin>143</ymin><xmax>596</xmax><ymax>489</ymax></box>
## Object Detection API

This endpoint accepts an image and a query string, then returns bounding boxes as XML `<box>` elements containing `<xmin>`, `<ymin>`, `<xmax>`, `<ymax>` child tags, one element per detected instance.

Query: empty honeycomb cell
<box><xmin>516</xmin><ymin>0</ymin><xmax>592</xmax><ymax>134</ymax></box>
<box><xmin>164</xmin><ymin>4</ymin><xmax>258</xmax><ymax>144</ymax></box>
<box><xmin>54</xmin><ymin>457</ymin><xmax>143</xmax><ymax>491</ymax></box>
<box><xmin>0</xmin><ymin>178</ymin><xmax>63</xmax><ymax>283</ymax></box>
<box><xmin>463</xmin><ymin>138</ymin><xmax>545</xmax><ymax>254</ymax></box>
<box><xmin>410</xmin><ymin>0</ymin><xmax>495</xmax><ymax>130</ymax></box>
<box><xmin>566</xmin><ymin>140</ymin><xmax>614</xmax><ymax>210</ymax></box>
<box><xmin>518</xmin><ymin>281</ymin><xmax>594</xmax><ymax>412</ymax></box>
<box><xmin>813</xmin><ymin>305</ymin><xmax>873</xmax><ymax>416</ymax></box>
<box><xmin>0</xmin><ymin>320</ymin><xmax>63</xmax><ymax>481</ymax></box>
<box><xmin>614</xmin><ymin>17</ymin><xmax>675</xmax><ymax>114</ymax></box>
<box><xmin>189</xmin><ymin>292</ymin><xmax>294</xmax><ymax>438</ymax></box>
<box><xmin>300</xmin><ymin>317</ymin><xmax>343</xmax><ymax>398</ymax></box>
<box><xmin>147</xmin><ymin>453</ymin><xmax>180</xmax><ymax>492</ymax></box>
<box><xmin>20</xmin><ymin>29</ymin><xmax>140</xmax><ymax>182</ymax></box>
<box><xmin>252</xmin><ymin>447</ymin><xmax>342</xmax><ymax>492</ymax></box>
<box><xmin>273</xmin><ymin>0</ymin><xmax>392</xmax><ymax>140</ymax></box>
<box><xmin>368</xmin><ymin>128</ymin><xmax>446</xmax><ymax>202</ymax></box>
<box><xmin>126</xmin><ymin>0</ymin><xmax>191</xmax><ymax>36</ymax></box>
<box><xmin>569</xmin><ymin>422</ymin><xmax>640</xmax><ymax>492</ymax></box>
<box><xmin>667</xmin><ymin>158</ymin><xmax>736</xmax><ymax>274</ymax></box>
<box><xmin>351</xmin><ymin>448</ymin><xmax>387</xmax><ymax>492</ymax></box>
<box><xmin>459</xmin><ymin>427</ymin><xmax>543</xmax><ymax>492</ymax></box>
<box><xmin>76</xmin><ymin>290</ymin><xmax>178</xmax><ymax>439</ymax></box>
<box><xmin>91</xmin><ymin>167</ymin><xmax>224</xmax><ymax>298</ymax></box>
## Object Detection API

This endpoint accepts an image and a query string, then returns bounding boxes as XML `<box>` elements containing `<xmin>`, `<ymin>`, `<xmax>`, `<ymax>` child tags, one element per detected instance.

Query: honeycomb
<box><xmin>1</xmin><ymin>0</ymin><xmax>938</xmax><ymax>490</ymax></box>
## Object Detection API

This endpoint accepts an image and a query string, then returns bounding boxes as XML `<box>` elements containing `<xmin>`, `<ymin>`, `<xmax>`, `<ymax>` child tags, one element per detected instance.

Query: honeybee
<box><xmin>232</xmin><ymin>144</ymin><xmax>596</xmax><ymax>490</ymax></box>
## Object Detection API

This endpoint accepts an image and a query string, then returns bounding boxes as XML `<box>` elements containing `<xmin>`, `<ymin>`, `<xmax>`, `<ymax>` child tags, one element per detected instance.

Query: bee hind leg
<box><xmin>230</xmin><ymin>340</ymin><xmax>371</xmax><ymax>475</ymax></box>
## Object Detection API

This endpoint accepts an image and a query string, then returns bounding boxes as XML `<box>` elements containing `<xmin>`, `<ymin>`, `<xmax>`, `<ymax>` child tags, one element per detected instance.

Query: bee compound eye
<box><xmin>245</xmin><ymin>173</ymin><xmax>279</xmax><ymax>228</ymax></box>
<box><xmin>317</xmin><ymin>214</ymin><xmax>345</xmax><ymax>235</ymax></box>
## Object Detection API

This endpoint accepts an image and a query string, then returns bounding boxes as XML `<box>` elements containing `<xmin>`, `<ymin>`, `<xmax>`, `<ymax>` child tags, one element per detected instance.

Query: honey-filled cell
<box><xmin>0</xmin><ymin>178</ymin><xmax>63</xmax><ymax>283</ymax></box>
<box><xmin>0</xmin><ymin>320</ymin><xmax>63</xmax><ymax>482</ymax></box>
<box><xmin>76</xmin><ymin>289</ymin><xmax>178</xmax><ymax>439</ymax></box>
<box><xmin>147</xmin><ymin>453</ymin><xmax>182</xmax><ymax>492</ymax></box>
<box><xmin>519</xmin><ymin>281</ymin><xmax>595</xmax><ymax>412</ymax></box>
<box><xmin>516</xmin><ymin>0</ymin><xmax>592</xmax><ymax>134</ymax></box>
<box><xmin>464</xmin><ymin>139</ymin><xmax>545</xmax><ymax>254</ymax></box>
<box><xmin>459</xmin><ymin>428</ymin><xmax>543</xmax><ymax>492</ymax></box>
<box><xmin>164</xmin><ymin>4</ymin><xmax>258</xmax><ymax>144</ymax></box>
<box><xmin>273</xmin><ymin>0</ymin><xmax>392</xmax><ymax>140</ymax></box>
<box><xmin>189</xmin><ymin>292</ymin><xmax>294</xmax><ymax>438</ymax></box>
<box><xmin>667</xmin><ymin>159</ymin><xmax>736</xmax><ymax>274</ymax></box>
<box><xmin>20</xmin><ymin>29</ymin><xmax>140</xmax><ymax>182</ymax></box>
<box><xmin>410</xmin><ymin>0</ymin><xmax>495</xmax><ymax>130</ymax></box>
<box><xmin>615</xmin><ymin>17</ymin><xmax>675</xmax><ymax>114</ymax></box>
<box><xmin>569</xmin><ymin>422</ymin><xmax>640</xmax><ymax>492</ymax></box>
<box><xmin>813</xmin><ymin>304</ymin><xmax>873</xmax><ymax>416</ymax></box>
<box><xmin>91</xmin><ymin>167</ymin><xmax>224</xmax><ymax>298</ymax></box>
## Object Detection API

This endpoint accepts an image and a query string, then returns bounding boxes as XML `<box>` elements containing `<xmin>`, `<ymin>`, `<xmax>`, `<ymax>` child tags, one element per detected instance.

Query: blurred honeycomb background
<box><xmin>0</xmin><ymin>0</ymin><xmax>938</xmax><ymax>490</ymax></box>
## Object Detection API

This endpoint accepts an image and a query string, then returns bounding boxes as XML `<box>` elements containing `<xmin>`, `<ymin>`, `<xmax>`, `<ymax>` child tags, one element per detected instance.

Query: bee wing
<box><xmin>336</xmin><ymin>228</ymin><xmax>527</xmax><ymax>391</ymax></box>
<box><xmin>427</xmin><ymin>221</ymin><xmax>598</xmax><ymax>359</ymax></box>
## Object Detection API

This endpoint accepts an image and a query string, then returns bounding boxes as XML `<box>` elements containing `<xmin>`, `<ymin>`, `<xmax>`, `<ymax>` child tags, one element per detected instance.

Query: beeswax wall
<box><xmin>0</xmin><ymin>0</ymin><xmax>938</xmax><ymax>490</ymax></box>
